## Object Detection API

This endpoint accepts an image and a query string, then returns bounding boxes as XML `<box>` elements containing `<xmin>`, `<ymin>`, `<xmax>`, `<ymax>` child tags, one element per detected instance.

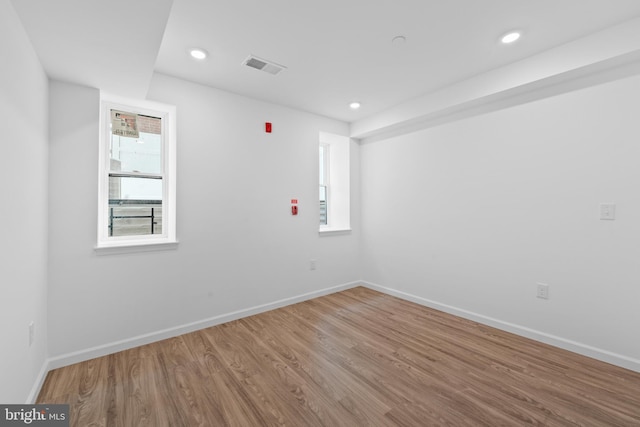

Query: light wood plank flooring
<box><xmin>37</xmin><ymin>287</ymin><xmax>640</xmax><ymax>426</ymax></box>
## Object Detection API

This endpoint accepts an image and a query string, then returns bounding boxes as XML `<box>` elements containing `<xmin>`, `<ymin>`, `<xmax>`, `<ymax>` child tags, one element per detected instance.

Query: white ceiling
<box><xmin>11</xmin><ymin>0</ymin><xmax>640</xmax><ymax>122</ymax></box>
<box><xmin>10</xmin><ymin>0</ymin><xmax>173</xmax><ymax>99</ymax></box>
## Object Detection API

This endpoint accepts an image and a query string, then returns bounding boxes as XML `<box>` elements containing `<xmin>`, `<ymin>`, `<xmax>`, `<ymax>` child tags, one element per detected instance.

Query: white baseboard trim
<box><xmin>26</xmin><ymin>360</ymin><xmax>50</xmax><ymax>404</ymax></box>
<box><xmin>46</xmin><ymin>281</ymin><xmax>360</xmax><ymax>371</ymax></box>
<box><xmin>362</xmin><ymin>281</ymin><xmax>640</xmax><ymax>373</ymax></box>
<box><xmin>34</xmin><ymin>279</ymin><xmax>638</xmax><ymax>402</ymax></box>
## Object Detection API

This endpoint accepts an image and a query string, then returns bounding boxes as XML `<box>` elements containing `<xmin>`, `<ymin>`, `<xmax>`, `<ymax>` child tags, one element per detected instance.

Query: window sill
<box><xmin>95</xmin><ymin>240</ymin><xmax>179</xmax><ymax>255</ymax></box>
<box><xmin>319</xmin><ymin>227</ymin><xmax>352</xmax><ymax>236</ymax></box>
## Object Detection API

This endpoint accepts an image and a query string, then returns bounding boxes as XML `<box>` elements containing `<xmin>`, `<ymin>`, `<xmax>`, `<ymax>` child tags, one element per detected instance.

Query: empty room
<box><xmin>2</xmin><ymin>0</ymin><xmax>640</xmax><ymax>425</ymax></box>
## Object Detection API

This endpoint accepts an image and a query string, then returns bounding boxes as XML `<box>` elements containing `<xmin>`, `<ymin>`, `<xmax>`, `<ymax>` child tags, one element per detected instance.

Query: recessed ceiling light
<box><xmin>349</xmin><ymin>102</ymin><xmax>361</xmax><ymax>110</ymax></box>
<box><xmin>501</xmin><ymin>31</ymin><xmax>521</xmax><ymax>44</ymax></box>
<box><xmin>188</xmin><ymin>48</ymin><xmax>208</xmax><ymax>60</ymax></box>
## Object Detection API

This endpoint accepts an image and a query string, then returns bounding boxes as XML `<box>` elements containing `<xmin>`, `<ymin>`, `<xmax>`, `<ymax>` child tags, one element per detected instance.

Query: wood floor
<box><xmin>37</xmin><ymin>287</ymin><xmax>640</xmax><ymax>426</ymax></box>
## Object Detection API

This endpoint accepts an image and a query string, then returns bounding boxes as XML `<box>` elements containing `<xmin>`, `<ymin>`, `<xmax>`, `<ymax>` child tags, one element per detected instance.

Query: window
<box><xmin>97</xmin><ymin>95</ymin><xmax>177</xmax><ymax>251</ymax></box>
<box><xmin>319</xmin><ymin>143</ymin><xmax>329</xmax><ymax>226</ymax></box>
<box><xmin>319</xmin><ymin>132</ymin><xmax>350</xmax><ymax>232</ymax></box>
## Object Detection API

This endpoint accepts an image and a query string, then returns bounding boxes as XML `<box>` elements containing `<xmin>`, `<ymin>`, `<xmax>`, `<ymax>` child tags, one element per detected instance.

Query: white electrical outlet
<box><xmin>600</xmin><ymin>203</ymin><xmax>616</xmax><ymax>220</ymax></box>
<box><xmin>310</xmin><ymin>259</ymin><xmax>317</xmax><ymax>270</ymax></box>
<box><xmin>536</xmin><ymin>283</ymin><xmax>549</xmax><ymax>300</ymax></box>
<box><xmin>29</xmin><ymin>322</ymin><xmax>35</xmax><ymax>347</ymax></box>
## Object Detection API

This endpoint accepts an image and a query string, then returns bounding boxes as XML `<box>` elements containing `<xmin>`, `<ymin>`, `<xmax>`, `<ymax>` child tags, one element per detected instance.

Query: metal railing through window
<box><xmin>108</xmin><ymin>199</ymin><xmax>162</xmax><ymax>237</ymax></box>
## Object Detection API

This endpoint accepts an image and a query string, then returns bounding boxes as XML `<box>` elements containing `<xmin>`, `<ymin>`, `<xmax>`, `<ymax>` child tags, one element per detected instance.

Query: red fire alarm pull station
<box><xmin>291</xmin><ymin>199</ymin><xmax>298</xmax><ymax>215</ymax></box>
<box><xmin>265</xmin><ymin>122</ymin><xmax>272</xmax><ymax>133</ymax></box>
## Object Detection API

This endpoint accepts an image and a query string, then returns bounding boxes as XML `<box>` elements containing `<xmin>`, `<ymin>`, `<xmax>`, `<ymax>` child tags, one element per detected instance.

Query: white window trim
<box><xmin>319</xmin><ymin>132</ymin><xmax>351</xmax><ymax>234</ymax></box>
<box><xmin>96</xmin><ymin>93</ymin><xmax>177</xmax><ymax>253</ymax></box>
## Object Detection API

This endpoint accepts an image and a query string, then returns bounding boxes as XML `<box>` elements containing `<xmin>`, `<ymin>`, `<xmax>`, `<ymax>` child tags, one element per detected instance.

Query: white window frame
<box><xmin>319</xmin><ymin>132</ymin><xmax>350</xmax><ymax>233</ymax></box>
<box><xmin>96</xmin><ymin>94</ymin><xmax>177</xmax><ymax>253</ymax></box>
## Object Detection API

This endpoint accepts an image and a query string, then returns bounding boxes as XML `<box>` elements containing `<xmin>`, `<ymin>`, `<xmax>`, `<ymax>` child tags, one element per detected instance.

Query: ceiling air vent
<box><xmin>243</xmin><ymin>55</ymin><xmax>287</xmax><ymax>75</ymax></box>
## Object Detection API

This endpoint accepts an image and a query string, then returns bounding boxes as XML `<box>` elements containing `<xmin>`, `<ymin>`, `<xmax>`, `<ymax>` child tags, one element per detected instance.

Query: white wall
<box><xmin>360</xmin><ymin>74</ymin><xmax>640</xmax><ymax>370</ymax></box>
<box><xmin>0</xmin><ymin>0</ymin><xmax>49</xmax><ymax>402</ymax></box>
<box><xmin>47</xmin><ymin>73</ymin><xmax>360</xmax><ymax>361</ymax></box>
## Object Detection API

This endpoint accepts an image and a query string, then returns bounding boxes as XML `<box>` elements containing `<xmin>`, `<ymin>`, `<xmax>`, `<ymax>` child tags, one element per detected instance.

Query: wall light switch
<box><xmin>600</xmin><ymin>203</ymin><xmax>616</xmax><ymax>220</ymax></box>
<box><xmin>536</xmin><ymin>283</ymin><xmax>549</xmax><ymax>300</ymax></box>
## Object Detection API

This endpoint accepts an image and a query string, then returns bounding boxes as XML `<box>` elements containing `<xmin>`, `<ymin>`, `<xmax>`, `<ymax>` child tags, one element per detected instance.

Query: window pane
<box><xmin>109</xmin><ymin>176</ymin><xmax>162</xmax><ymax>201</ymax></box>
<box><xmin>108</xmin><ymin>203</ymin><xmax>162</xmax><ymax>237</ymax></box>
<box><xmin>109</xmin><ymin>176</ymin><xmax>162</xmax><ymax>236</ymax></box>
<box><xmin>319</xmin><ymin>185</ymin><xmax>327</xmax><ymax>225</ymax></box>
<box><xmin>110</xmin><ymin>111</ymin><xmax>162</xmax><ymax>175</ymax></box>
<box><xmin>319</xmin><ymin>145</ymin><xmax>327</xmax><ymax>185</ymax></box>
<box><xmin>319</xmin><ymin>144</ymin><xmax>329</xmax><ymax>225</ymax></box>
